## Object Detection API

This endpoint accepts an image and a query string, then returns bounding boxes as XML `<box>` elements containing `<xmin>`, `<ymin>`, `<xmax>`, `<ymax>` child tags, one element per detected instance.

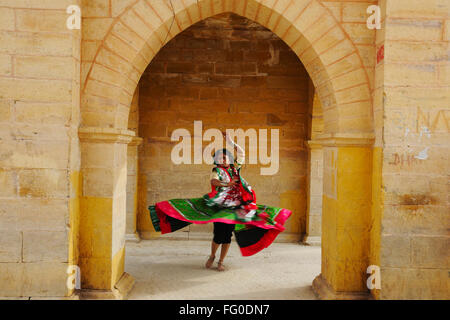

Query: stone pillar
<box><xmin>126</xmin><ymin>137</ymin><xmax>143</xmax><ymax>243</ymax></box>
<box><xmin>312</xmin><ymin>134</ymin><xmax>374</xmax><ymax>299</ymax></box>
<box><xmin>303</xmin><ymin>140</ymin><xmax>323</xmax><ymax>245</ymax></box>
<box><xmin>78</xmin><ymin>128</ymin><xmax>135</xmax><ymax>298</ymax></box>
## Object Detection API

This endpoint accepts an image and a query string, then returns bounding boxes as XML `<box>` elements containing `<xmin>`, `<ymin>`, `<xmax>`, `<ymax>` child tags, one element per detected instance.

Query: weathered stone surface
<box><xmin>0</xmin><ymin>169</ymin><xmax>16</xmax><ymax>197</ymax></box>
<box><xmin>0</xmin><ymin>263</ymin><xmax>24</xmax><ymax>296</ymax></box>
<box><xmin>18</xmin><ymin>169</ymin><xmax>68</xmax><ymax>198</ymax></box>
<box><xmin>381</xmin><ymin>267</ymin><xmax>449</xmax><ymax>300</ymax></box>
<box><xmin>377</xmin><ymin>0</ymin><xmax>450</xmax><ymax>300</ymax></box>
<box><xmin>380</xmin><ymin>235</ymin><xmax>412</xmax><ymax>268</ymax></box>
<box><xmin>411</xmin><ymin>236</ymin><xmax>450</xmax><ymax>268</ymax></box>
<box><xmin>0</xmin><ymin>0</ymin><xmax>447</xmax><ymax>301</ymax></box>
<box><xmin>382</xmin><ymin>204</ymin><xmax>449</xmax><ymax>236</ymax></box>
<box><xmin>0</xmin><ymin>231</ymin><xmax>22</xmax><ymax>262</ymax></box>
<box><xmin>22</xmin><ymin>262</ymin><xmax>68</xmax><ymax>297</ymax></box>
<box><xmin>23</xmin><ymin>231</ymin><xmax>68</xmax><ymax>263</ymax></box>
<box><xmin>18</xmin><ymin>199</ymin><xmax>69</xmax><ymax>232</ymax></box>
<box><xmin>0</xmin><ymin>140</ymin><xmax>70</xmax><ymax>170</ymax></box>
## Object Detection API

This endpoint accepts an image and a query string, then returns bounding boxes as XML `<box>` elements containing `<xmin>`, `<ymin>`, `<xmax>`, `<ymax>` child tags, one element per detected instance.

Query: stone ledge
<box><xmin>0</xmin><ymin>293</ymin><xmax>80</xmax><ymax>300</ymax></box>
<box><xmin>301</xmin><ymin>235</ymin><xmax>321</xmax><ymax>246</ymax></box>
<box><xmin>306</xmin><ymin>140</ymin><xmax>323</xmax><ymax>149</ymax></box>
<box><xmin>125</xmin><ymin>232</ymin><xmax>141</xmax><ymax>243</ymax></box>
<box><xmin>79</xmin><ymin>127</ymin><xmax>135</xmax><ymax>144</ymax></box>
<box><xmin>129</xmin><ymin>136</ymin><xmax>143</xmax><ymax>146</ymax></box>
<box><xmin>29</xmin><ymin>294</ymin><xmax>81</xmax><ymax>300</ymax></box>
<box><xmin>315</xmin><ymin>133</ymin><xmax>375</xmax><ymax>147</ymax></box>
<box><xmin>312</xmin><ymin>274</ymin><xmax>370</xmax><ymax>300</ymax></box>
<box><xmin>80</xmin><ymin>272</ymin><xmax>135</xmax><ymax>300</ymax></box>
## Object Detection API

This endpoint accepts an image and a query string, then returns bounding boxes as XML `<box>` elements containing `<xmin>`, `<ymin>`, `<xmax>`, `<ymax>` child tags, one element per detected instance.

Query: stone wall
<box><xmin>0</xmin><ymin>0</ymin><xmax>81</xmax><ymax>297</ymax></box>
<box><xmin>137</xmin><ymin>12</ymin><xmax>311</xmax><ymax>241</ymax></box>
<box><xmin>0</xmin><ymin>0</ymin><xmax>447</xmax><ymax>299</ymax></box>
<box><xmin>377</xmin><ymin>0</ymin><xmax>450</xmax><ymax>299</ymax></box>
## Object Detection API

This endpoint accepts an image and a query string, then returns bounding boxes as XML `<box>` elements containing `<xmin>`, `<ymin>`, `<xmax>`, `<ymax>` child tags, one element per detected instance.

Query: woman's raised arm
<box><xmin>224</xmin><ymin>132</ymin><xmax>244</xmax><ymax>165</ymax></box>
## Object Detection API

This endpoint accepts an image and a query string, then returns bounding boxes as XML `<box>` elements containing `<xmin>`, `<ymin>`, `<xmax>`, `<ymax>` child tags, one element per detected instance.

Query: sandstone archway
<box><xmin>82</xmin><ymin>0</ymin><xmax>372</xmax><ymax>133</ymax></box>
<box><xmin>79</xmin><ymin>0</ymin><xmax>375</xmax><ymax>299</ymax></box>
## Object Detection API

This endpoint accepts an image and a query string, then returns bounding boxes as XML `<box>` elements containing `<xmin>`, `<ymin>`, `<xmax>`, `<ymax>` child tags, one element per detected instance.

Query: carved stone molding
<box><xmin>306</xmin><ymin>140</ymin><xmax>323</xmax><ymax>149</ymax></box>
<box><xmin>78</xmin><ymin>127</ymin><xmax>135</xmax><ymax>144</ymax></box>
<box><xmin>128</xmin><ymin>136</ymin><xmax>143</xmax><ymax>146</ymax></box>
<box><xmin>314</xmin><ymin>133</ymin><xmax>375</xmax><ymax>147</ymax></box>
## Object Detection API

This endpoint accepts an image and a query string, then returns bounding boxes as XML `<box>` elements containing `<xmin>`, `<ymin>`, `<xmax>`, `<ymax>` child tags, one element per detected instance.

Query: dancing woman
<box><xmin>149</xmin><ymin>132</ymin><xmax>292</xmax><ymax>271</ymax></box>
<box><xmin>204</xmin><ymin>133</ymin><xmax>257</xmax><ymax>271</ymax></box>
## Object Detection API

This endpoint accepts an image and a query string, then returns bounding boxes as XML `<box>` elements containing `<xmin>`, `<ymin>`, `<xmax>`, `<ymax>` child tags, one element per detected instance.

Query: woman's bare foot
<box><xmin>205</xmin><ymin>255</ymin><xmax>215</xmax><ymax>269</ymax></box>
<box><xmin>217</xmin><ymin>260</ymin><xmax>225</xmax><ymax>271</ymax></box>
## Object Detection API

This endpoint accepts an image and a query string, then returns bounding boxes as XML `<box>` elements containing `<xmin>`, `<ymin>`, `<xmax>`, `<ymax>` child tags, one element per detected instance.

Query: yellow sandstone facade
<box><xmin>0</xmin><ymin>0</ymin><xmax>448</xmax><ymax>299</ymax></box>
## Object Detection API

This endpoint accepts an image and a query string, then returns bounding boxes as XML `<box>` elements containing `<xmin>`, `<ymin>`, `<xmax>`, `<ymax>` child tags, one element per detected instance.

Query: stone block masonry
<box><xmin>0</xmin><ymin>0</ymin><xmax>81</xmax><ymax>297</ymax></box>
<box><xmin>0</xmin><ymin>0</ymin><xmax>447</xmax><ymax>300</ymax></box>
<box><xmin>137</xmin><ymin>12</ymin><xmax>310</xmax><ymax>241</ymax></box>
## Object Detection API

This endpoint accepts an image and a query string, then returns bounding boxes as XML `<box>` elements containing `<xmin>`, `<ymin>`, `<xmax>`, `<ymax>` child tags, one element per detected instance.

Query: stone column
<box><xmin>303</xmin><ymin>140</ymin><xmax>323</xmax><ymax>245</ymax></box>
<box><xmin>312</xmin><ymin>133</ymin><xmax>374</xmax><ymax>299</ymax></box>
<box><xmin>78</xmin><ymin>128</ymin><xmax>135</xmax><ymax>298</ymax></box>
<box><xmin>126</xmin><ymin>137</ymin><xmax>143</xmax><ymax>243</ymax></box>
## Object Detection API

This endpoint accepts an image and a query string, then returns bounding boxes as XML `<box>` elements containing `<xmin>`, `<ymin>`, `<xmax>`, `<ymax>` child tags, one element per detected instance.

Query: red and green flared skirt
<box><xmin>149</xmin><ymin>197</ymin><xmax>292</xmax><ymax>257</ymax></box>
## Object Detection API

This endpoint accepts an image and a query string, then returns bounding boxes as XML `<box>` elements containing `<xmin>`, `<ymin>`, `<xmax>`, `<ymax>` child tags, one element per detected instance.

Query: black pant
<box><xmin>213</xmin><ymin>222</ymin><xmax>235</xmax><ymax>244</ymax></box>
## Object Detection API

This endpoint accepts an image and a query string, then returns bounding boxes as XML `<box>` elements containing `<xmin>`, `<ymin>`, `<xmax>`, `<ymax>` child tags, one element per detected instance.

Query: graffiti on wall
<box><xmin>389</xmin><ymin>107</ymin><xmax>449</xmax><ymax>166</ymax></box>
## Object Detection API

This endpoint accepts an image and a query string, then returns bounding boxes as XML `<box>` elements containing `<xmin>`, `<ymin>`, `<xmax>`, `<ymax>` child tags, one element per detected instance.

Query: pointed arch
<box><xmin>81</xmin><ymin>0</ymin><xmax>373</xmax><ymax>134</ymax></box>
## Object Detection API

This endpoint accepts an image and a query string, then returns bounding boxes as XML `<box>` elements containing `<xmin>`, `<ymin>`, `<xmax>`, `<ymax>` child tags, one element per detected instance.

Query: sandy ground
<box><xmin>125</xmin><ymin>239</ymin><xmax>321</xmax><ymax>300</ymax></box>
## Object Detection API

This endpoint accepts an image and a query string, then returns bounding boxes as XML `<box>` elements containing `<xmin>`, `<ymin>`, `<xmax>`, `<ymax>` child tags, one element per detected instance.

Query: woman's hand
<box><xmin>222</xmin><ymin>131</ymin><xmax>234</xmax><ymax>144</ymax></box>
<box><xmin>227</xmin><ymin>177</ymin><xmax>239</xmax><ymax>187</ymax></box>
<box><xmin>211</xmin><ymin>177</ymin><xmax>239</xmax><ymax>188</ymax></box>
<box><xmin>211</xmin><ymin>178</ymin><xmax>239</xmax><ymax>188</ymax></box>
